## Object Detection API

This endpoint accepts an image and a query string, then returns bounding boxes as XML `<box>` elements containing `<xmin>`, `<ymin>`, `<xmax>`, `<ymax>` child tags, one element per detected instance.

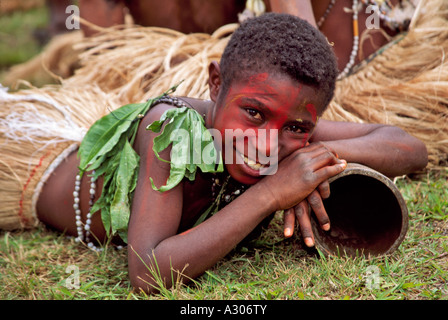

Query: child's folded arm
<box><xmin>310</xmin><ymin>119</ymin><xmax>428</xmax><ymax>177</ymax></box>
<box><xmin>127</xmin><ymin>177</ymin><xmax>278</xmax><ymax>294</ymax></box>
<box><xmin>127</xmin><ymin>140</ymin><xmax>345</xmax><ymax>294</ymax></box>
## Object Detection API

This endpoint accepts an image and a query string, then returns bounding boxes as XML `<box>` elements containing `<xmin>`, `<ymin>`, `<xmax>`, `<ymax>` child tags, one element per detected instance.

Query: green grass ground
<box><xmin>0</xmin><ymin>4</ymin><xmax>447</xmax><ymax>301</ymax></box>
<box><xmin>1</xmin><ymin>171</ymin><xmax>447</xmax><ymax>300</ymax></box>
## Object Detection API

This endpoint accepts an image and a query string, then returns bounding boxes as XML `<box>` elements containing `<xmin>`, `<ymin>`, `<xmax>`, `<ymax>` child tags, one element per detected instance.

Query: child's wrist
<box><xmin>245</xmin><ymin>182</ymin><xmax>280</xmax><ymax>214</ymax></box>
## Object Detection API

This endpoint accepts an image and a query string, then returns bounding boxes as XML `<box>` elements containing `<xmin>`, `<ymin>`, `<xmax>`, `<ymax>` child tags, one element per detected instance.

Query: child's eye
<box><xmin>246</xmin><ymin>108</ymin><xmax>263</xmax><ymax>120</ymax></box>
<box><xmin>286</xmin><ymin>124</ymin><xmax>304</xmax><ymax>133</ymax></box>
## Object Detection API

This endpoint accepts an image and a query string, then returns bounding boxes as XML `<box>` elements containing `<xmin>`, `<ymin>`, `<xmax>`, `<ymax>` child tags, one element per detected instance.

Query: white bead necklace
<box><xmin>73</xmin><ymin>170</ymin><xmax>103</xmax><ymax>252</ymax></box>
<box><xmin>322</xmin><ymin>0</ymin><xmax>412</xmax><ymax>79</ymax></box>
<box><xmin>211</xmin><ymin>175</ymin><xmax>246</xmax><ymax>203</ymax></box>
<box><xmin>317</xmin><ymin>0</ymin><xmax>336</xmax><ymax>28</ymax></box>
<box><xmin>316</xmin><ymin>0</ymin><xmax>360</xmax><ymax>80</ymax></box>
<box><xmin>338</xmin><ymin>0</ymin><xmax>360</xmax><ymax>79</ymax></box>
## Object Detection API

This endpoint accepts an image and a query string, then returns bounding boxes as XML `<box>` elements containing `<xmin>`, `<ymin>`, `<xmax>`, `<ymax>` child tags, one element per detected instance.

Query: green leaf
<box><xmin>149</xmin><ymin>165</ymin><xmax>185</xmax><ymax>193</ymax></box>
<box><xmin>78</xmin><ymin>102</ymin><xmax>149</xmax><ymax>174</ymax></box>
<box><xmin>147</xmin><ymin>107</ymin><xmax>223</xmax><ymax>192</ymax></box>
<box><xmin>76</xmin><ymin>84</ymin><xmax>183</xmax><ymax>243</ymax></box>
<box><xmin>192</xmin><ymin>201</ymin><xmax>216</xmax><ymax>227</ymax></box>
<box><xmin>151</xmin><ymin>107</ymin><xmax>189</xmax><ymax>154</ymax></box>
<box><xmin>77</xmin><ymin>82</ymin><xmax>182</xmax><ymax>174</ymax></box>
<box><xmin>109</xmin><ymin>141</ymin><xmax>140</xmax><ymax>240</ymax></box>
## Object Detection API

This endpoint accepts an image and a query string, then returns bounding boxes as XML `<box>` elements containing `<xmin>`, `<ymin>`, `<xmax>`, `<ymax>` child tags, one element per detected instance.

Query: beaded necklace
<box><xmin>340</xmin><ymin>0</ymin><xmax>360</xmax><ymax>79</ymax></box>
<box><xmin>73</xmin><ymin>171</ymin><xmax>102</xmax><ymax>251</ymax></box>
<box><xmin>194</xmin><ymin>173</ymin><xmax>248</xmax><ymax>227</ymax></box>
<box><xmin>317</xmin><ymin>0</ymin><xmax>336</xmax><ymax>28</ymax></box>
<box><xmin>315</xmin><ymin>0</ymin><xmax>360</xmax><ymax>79</ymax></box>
<box><xmin>319</xmin><ymin>0</ymin><xmax>417</xmax><ymax>79</ymax></box>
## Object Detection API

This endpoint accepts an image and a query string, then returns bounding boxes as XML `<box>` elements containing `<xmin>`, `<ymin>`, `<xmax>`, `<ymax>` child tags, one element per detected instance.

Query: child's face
<box><xmin>212</xmin><ymin>72</ymin><xmax>325</xmax><ymax>185</ymax></box>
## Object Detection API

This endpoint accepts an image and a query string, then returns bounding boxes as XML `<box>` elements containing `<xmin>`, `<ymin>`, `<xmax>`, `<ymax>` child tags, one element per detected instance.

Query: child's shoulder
<box><xmin>143</xmin><ymin>101</ymin><xmax>178</xmax><ymax>125</ymax></box>
<box><xmin>139</xmin><ymin>97</ymin><xmax>211</xmax><ymax>129</ymax></box>
<box><xmin>134</xmin><ymin>97</ymin><xmax>211</xmax><ymax>153</ymax></box>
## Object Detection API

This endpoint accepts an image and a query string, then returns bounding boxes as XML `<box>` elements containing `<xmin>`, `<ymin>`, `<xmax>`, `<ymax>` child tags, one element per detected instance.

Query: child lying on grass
<box><xmin>1</xmin><ymin>13</ymin><xmax>427</xmax><ymax>294</ymax></box>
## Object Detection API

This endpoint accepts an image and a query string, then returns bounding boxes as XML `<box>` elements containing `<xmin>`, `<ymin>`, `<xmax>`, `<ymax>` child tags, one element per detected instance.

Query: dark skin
<box><xmin>37</xmin><ymin>60</ymin><xmax>428</xmax><ymax>293</ymax></box>
<box><xmin>79</xmin><ymin>0</ymin><xmax>398</xmax><ymax>72</ymax></box>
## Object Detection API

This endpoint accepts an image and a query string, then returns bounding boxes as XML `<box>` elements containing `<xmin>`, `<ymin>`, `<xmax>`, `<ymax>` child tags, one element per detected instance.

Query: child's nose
<box><xmin>253</xmin><ymin>129</ymin><xmax>279</xmax><ymax>158</ymax></box>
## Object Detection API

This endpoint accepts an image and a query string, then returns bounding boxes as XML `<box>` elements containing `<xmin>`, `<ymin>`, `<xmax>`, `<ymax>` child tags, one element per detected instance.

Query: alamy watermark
<box><xmin>65</xmin><ymin>264</ymin><xmax>80</xmax><ymax>289</ymax></box>
<box><xmin>65</xmin><ymin>5</ymin><xmax>80</xmax><ymax>30</ymax></box>
<box><xmin>365</xmin><ymin>5</ymin><xmax>382</xmax><ymax>30</ymax></box>
<box><xmin>169</xmin><ymin>127</ymin><xmax>279</xmax><ymax>175</ymax></box>
<box><xmin>63</xmin><ymin>4</ymin><xmax>383</xmax><ymax>31</ymax></box>
<box><xmin>365</xmin><ymin>265</ymin><xmax>381</xmax><ymax>290</ymax></box>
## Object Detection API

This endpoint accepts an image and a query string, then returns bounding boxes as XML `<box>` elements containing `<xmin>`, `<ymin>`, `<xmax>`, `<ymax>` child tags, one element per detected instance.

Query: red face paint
<box><xmin>212</xmin><ymin>72</ymin><xmax>322</xmax><ymax>185</ymax></box>
<box><xmin>247</xmin><ymin>72</ymin><xmax>269</xmax><ymax>86</ymax></box>
<box><xmin>300</xmin><ymin>103</ymin><xmax>319</xmax><ymax>147</ymax></box>
<box><xmin>306</xmin><ymin>103</ymin><xmax>318</xmax><ymax>123</ymax></box>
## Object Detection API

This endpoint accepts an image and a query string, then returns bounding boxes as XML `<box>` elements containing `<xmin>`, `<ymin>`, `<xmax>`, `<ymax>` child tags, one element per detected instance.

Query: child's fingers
<box><xmin>299</xmin><ymin>142</ymin><xmax>340</xmax><ymax>163</ymax></box>
<box><xmin>314</xmin><ymin>159</ymin><xmax>347</xmax><ymax>182</ymax></box>
<box><xmin>311</xmin><ymin>148</ymin><xmax>344</xmax><ymax>169</ymax></box>
<box><xmin>283</xmin><ymin>208</ymin><xmax>295</xmax><ymax>238</ymax></box>
<box><xmin>307</xmin><ymin>190</ymin><xmax>330</xmax><ymax>231</ymax></box>
<box><xmin>317</xmin><ymin>180</ymin><xmax>330</xmax><ymax>199</ymax></box>
<box><xmin>294</xmin><ymin>201</ymin><xmax>315</xmax><ymax>247</ymax></box>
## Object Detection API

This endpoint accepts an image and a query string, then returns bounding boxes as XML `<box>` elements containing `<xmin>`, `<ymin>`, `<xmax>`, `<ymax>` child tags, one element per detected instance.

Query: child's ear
<box><xmin>208</xmin><ymin>61</ymin><xmax>222</xmax><ymax>102</ymax></box>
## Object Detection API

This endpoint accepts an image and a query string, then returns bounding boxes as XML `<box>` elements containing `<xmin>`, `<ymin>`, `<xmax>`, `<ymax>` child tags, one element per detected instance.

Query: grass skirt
<box><xmin>0</xmin><ymin>85</ymin><xmax>117</xmax><ymax>229</ymax></box>
<box><xmin>327</xmin><ymin>0</ymin><xmax>448</xmax><ymax>166</ymax></box>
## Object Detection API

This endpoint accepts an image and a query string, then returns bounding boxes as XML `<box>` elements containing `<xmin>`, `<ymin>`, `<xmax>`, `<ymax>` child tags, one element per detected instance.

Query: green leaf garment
<box><xmin>77</xmin><ymin>85</ymin><xmax>225</xmax><ymax>243</ymax></box>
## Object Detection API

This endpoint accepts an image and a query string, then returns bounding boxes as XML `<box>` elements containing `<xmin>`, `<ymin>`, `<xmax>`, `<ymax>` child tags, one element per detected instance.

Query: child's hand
<box><xmin>260</xmin><ymin>142</ymin><xmax>346</xmax><ymax>212</ymax></box>
<box><xmin>283</xmin><ymin>183</ymin><xmax>331</xmax><ymax>247</ymax></box>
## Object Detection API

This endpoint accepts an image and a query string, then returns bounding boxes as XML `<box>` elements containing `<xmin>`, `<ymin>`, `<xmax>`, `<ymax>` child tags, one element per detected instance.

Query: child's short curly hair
<box><xmin>220</xmin><ymin>13</ymin><xmax>338</xmax><ymax>109</ymax></box>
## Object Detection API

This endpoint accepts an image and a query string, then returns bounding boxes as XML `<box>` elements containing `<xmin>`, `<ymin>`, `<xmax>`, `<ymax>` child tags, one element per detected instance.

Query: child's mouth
<box><xmin>236</xmin><ymin>150</ymin><xmax>267</xmax><ymax>171</ymax></box>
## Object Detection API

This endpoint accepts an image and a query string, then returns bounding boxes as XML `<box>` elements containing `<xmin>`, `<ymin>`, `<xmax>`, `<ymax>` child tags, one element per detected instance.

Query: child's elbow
<box><xmin>391</xmin><ymin>127</ymin><xmax>428</xmax><ymax>175</ymax></box>
<box><xmin>412</xmin><ymin>139</ymin><xmax>429</xmax><ymax>171</ymax></box>
<box><xmin>129</xmin><ymin>265</ymin><xmax>160</xmax><ymax>295</ymax></box>
<box><xmin>128</xmin><ymin>254</ymin><xmax>161</xmax><ymax>295</ymax></box>
<box><xmin>402</xmin><ymin>133</ymin><xmax>428</xmax><ymax>173</ymax></box>
<box><xmin>130</xmin><ymin>275</ymin><xmax>157</xmax><ymax>295</ymax></box>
